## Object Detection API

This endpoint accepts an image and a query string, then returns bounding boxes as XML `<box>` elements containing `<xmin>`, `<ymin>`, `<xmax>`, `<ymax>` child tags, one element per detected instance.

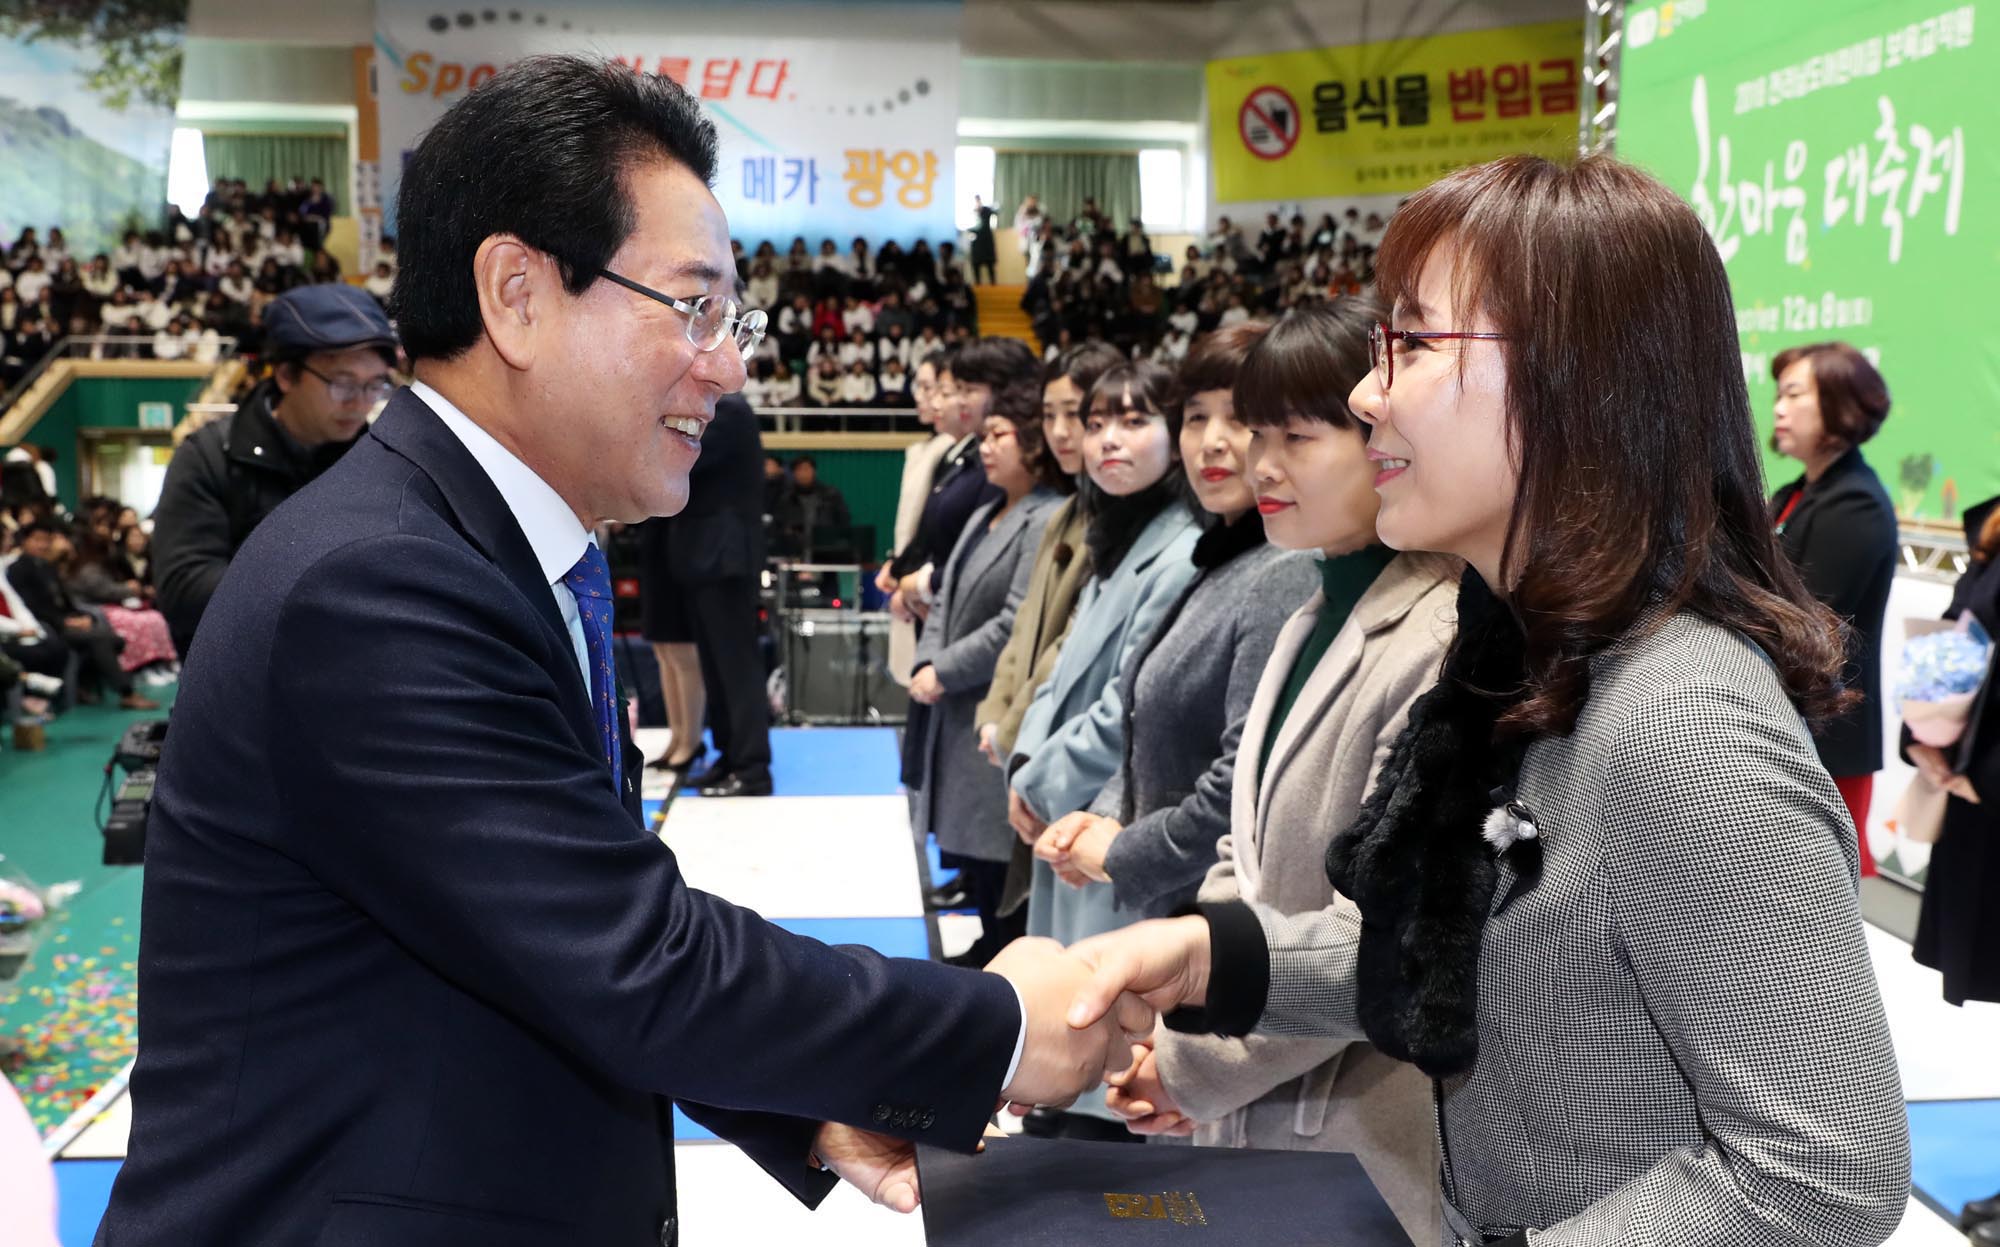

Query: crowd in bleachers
<box><xmin>0</xmin><ymin>176</ymin><xmax>379</xmax><ymax>388</ymax></box>
<box><xmin>732</xmin><ymin>234</ymin><xmax>980</xmax><ymax>409</ymax></box>
<box><xmin>2</xmin><ymin>470</ymin><xmax>174</xmax><ymax>750</ymax></box>
<box><xmin>726</xmin><ymin>198</ymin><xmax>1392</xmax><ymax>409</ymax></box>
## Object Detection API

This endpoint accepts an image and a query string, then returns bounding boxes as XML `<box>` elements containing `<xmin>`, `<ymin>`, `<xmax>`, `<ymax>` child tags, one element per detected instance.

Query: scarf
<box><xmin>1323</xmin><ymin>570</ymin><xmax>1543</xmax><ymax>1079</ymax></box>
<box><xmin>1083</xmin><ymin>477</ymin><xmax>1181</xmax><ymax>578</ymax></box>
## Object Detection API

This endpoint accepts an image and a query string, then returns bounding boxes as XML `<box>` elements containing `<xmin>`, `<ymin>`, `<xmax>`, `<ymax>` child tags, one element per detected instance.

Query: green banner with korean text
<box><xmin>1619</xmin><ymin>0</ymin><xmax>2000</xmax><ymax>521</ymax></box>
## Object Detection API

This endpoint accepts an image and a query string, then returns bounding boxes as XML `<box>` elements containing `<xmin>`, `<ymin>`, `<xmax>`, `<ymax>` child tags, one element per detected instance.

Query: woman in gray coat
<box><xmin>908</xmin><ymin>379</ymin><xmax>1066</xmax><ymax>966</ymax></box>
<box><xmin>1031</xmin><ymin>321</ymin><xmax>1317</xmax><ymax>919</ymax></box>
<box><xmin>1101</xmin><ymin>302</ymin><xmax>1453</xmax><ymax>1244</ymax></box>
<box><xmin>1069</xmin><ymin>156</ymin><xmax>1909</xmax><ymax>1247</ymax></box>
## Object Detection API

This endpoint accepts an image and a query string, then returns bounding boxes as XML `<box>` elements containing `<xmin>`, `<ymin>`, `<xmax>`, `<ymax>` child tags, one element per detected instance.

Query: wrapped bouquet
<box><xmin>1897</xmin><ymin>620</ymin><xmax>1993</xmax><ymax>748</ymax></box>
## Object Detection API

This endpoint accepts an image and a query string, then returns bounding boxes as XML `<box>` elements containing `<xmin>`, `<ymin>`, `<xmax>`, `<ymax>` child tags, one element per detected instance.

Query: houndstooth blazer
<box><xmin>1247</xmin><ymin>609</ymin><xmax>1911</xmax><ymax>1246</ymax></box>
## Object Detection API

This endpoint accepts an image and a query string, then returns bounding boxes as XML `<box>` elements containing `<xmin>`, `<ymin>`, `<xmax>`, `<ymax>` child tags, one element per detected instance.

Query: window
<box><xmin>1138</xmin><ymin>148</ymin><xmax>1185</xmax><ymax>231</ymax></box>
<box><xmin>955</xmin><ymin>145</ymin><xmax>996</xmax><ymax>229</ymax></box>
<box><xmin>167</xmin><ymin>128</ymin><xmax>209</xmax><ymax>217</ymax></box>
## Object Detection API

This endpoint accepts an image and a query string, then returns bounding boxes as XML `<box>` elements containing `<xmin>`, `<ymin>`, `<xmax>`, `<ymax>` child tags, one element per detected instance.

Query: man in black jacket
<box><xmin>151</xmin><ymin>283</ymin><xmax>397</xmax><ymax>654</ymax></box>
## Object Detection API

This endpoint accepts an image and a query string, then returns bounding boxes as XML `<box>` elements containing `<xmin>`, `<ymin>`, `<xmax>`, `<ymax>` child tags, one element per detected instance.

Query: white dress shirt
<box><xmin>411</xmin><ymin>381</ymin><xmax>594</xmax><ymax>694</ymax></box>
<box><xmin>412</xmin><ymin>382</ymin><xmax>1030</xmax><ymax>1090</ymax></box>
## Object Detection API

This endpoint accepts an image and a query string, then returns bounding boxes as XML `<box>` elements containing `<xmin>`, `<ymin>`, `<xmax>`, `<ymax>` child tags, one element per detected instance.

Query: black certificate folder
<box><xmin>917</xmin><ymin>1137</ymin><xmax>1413</xmax><ymax>1246</ymax></box>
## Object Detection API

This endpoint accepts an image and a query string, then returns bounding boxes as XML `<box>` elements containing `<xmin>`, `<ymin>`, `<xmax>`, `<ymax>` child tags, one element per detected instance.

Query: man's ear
<box><xmin>473</xmin><ymin>234</ymin><xmax>559</xmax><ymax>371</ymax></box>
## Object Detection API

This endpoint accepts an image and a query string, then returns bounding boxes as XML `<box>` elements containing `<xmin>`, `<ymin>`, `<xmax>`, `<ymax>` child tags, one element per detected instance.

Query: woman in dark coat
<box><xmin>969</xmin><ymin>196</ymin><xmax>998</xmax><ymax>286</ymax></box>
<box><xmin>1908</xmin><ymin>496</ymin><xmax>2000</xmax><ymax>1008</ymax></box>
<box><xmin>1768</xmin><ymin>341</ymin><xmax>1899</xmax><ymax>874</ymax></box>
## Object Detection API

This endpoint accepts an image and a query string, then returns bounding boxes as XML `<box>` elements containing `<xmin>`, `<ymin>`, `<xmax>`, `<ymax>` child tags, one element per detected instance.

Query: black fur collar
<box><xmin>1085</xmin><ymin>479</ymin><xmax>1182</xmax><ymax>577</ymax></box>
<box><xmin>1190</xmin><ymin>510</ymin><xmax>1266</xmax><ymax>570</ymax></box>
<box><xmin>1323</xmin><ymin>570</ymin><xmax>1541</xmax><ymax>1079</ymax></box>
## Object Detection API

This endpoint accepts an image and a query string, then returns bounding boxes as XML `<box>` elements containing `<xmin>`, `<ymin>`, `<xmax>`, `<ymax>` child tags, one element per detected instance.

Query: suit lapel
<box><xmin>367</xmin><ymin>391</ymin><xmax>600</xmax><ymax>758</ymax></box>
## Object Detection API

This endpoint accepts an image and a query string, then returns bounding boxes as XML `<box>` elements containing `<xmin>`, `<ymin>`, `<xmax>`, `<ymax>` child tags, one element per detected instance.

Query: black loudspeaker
<box><xmin>780</xmin><ymin>610</ymin><xmax>908</xmax><ymax>725</ymax></box>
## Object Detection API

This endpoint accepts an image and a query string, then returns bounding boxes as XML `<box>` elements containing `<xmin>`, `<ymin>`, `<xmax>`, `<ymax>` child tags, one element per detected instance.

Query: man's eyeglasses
<box><xmin>597</xmin><ymin>269</ymin><xmax>767</xmax><ymax>361</ymax></box>
<box><xmin>300</xmin><ymin>363</ymin><xmax>396</xmax><ymax>406</ymax></box>
<box><xmin>1368</xmin><ymin>322</ymin><xmax>1509</xmax><ymax>392</ymax></box>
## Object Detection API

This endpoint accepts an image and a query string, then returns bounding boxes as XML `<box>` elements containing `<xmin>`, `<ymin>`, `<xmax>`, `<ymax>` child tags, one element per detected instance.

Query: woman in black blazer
<box><xmin>1769</xmin><ymin>342</ymin><xmax>1899</xmax><ymax>875</ymax></box>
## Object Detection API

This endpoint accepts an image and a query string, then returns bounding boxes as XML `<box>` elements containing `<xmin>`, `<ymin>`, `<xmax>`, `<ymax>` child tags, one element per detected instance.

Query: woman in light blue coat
<box><xmin>1005</xmin><ymin>363</ymin><xmax>1200</xmax><ymax>1136</ymax></box>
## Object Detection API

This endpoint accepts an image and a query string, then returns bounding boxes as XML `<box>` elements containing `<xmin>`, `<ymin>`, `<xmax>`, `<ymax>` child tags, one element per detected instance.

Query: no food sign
<box><xmin>1239</xmin><ymin>85</ymin><xmax>1300</xmax><ymax>160</ymax></box>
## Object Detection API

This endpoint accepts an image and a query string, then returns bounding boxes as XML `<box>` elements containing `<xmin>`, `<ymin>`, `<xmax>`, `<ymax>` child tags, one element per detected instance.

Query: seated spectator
<box><xmin>132</xmin><ymin>288</ymin><xmax>172</xmax><ymax>331</ymax></box>
<box><xmin>62</xmin><ymin>528</ymin><xmax>177</xmax><ymax>682</ymax></box>
<box><xmin>364</xmin><ymin>259</ymin><xmax>394</xmax><ymax>301</ymax></box>
<box><xmin>299</xmin><ymin>178</ymin><xmax>336</xmax><ymax>249</ymax></box>
<box><xmin>876</xmin><ymin>290</ymin><xmax>914</xmax><ymax>339</ymax></box>
<box><xmin>116</xmin><ymin>522</ymin><xmax>154</xmax><ymax>592</ymax></box>
<box><xmin>838</xmin><ymin>327</ymin><xmax>876</xmax><ymax>371</ymax></box>
<box><xmin>841</xmin><ymin>295</ymin><xmax>875</xmax><ymax>336</ymax></box>
<box><xmin>14</xmin><ymin>259</ymin><xmax>50</xmax><ymax>305</ymax></box>
<box><xmin>776</xmin><ymin>293</ymin><xmax>814</xmax><ymax>360</ymax></box>
<box><xmin>5</xmin><ymin>521</ymin><xmax>157</xmax><ymax>709</ymax></box>
<box><xmin>877</xmin><ymin>321</ymin><xmax>912</xmax><ymax>368</ymax></box>
<box><xmin>764</xmin><ymin>360</ymin><xmax>802</xmax><ymax>407</ymax></box>
<box><xmin>840</xmin><ymin>359</ymin><xmax>879</xmax><ymax>407</ymax></box>
<box><xmin>309</xmin><ymin>249</ymin><xmax>341</xmax><ymax>285</ymax></box>
<box><xmin>218</xmin><ymin>261</ymin><xmax>253</xmax><ymax>306</ymax></box>
<box><xmin>745</xmin><ymin>260</ymin><xmax>779</xmax><ymax>311</ymax></box>
<box><xmin>806</xmin><ymin>326</ymin><xmax>842</xmax><ymax>371</ymax></box>
<box><xmin>1218</xmin><ymin>293</ymin><xmax>1250</xmax><ymax>326</ymax></box>
<box><xmin>811</xmin><ymin>295</ymin><xmax>844</xmax><ymax>339</ymax></box>
<box><xmin>911</xmin><ymin>324</ymin><xmax>946</xmax><ymax>361</ymax></box>
<box><xmin>1152</xmin><ymin>326</ymin><xmax>1191</xmax><ymax>365</ymax></box>
<box><xmin>878</xmin><ymin>356</ymin><xmax>912</xmax><ymax>407</ymax></box>
<box><xmin>806</xmin><ymin>355</ymin><xmax>843</xmax><ymax>406</ymax></box>
<box><xmin>740</xmin><ymin>359</ymin><xmax>772</xmax><ymax>408</ymax></box>
<box><xmin>153</xmin><ymin>318</ymin><xmax>190</xmax><ymax>361</ymax></box>
<box><xmin>0</xmin><ymin>526</ymin><xmax>70</xmax><ymax>710</ymax></box>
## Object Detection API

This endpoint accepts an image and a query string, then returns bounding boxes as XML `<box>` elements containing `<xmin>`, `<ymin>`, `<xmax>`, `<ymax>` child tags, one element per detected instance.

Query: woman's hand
<box><xmin>1008</xmin><ymin>788</ymin><xmax>1048</xmax><ymax>845</ymax></box>
<box><xmin>1105</xmin><ymin>1041</ymin><xmax>1195</xmax><ymax>1136</ymax></box>
<box><xmin>977</xmin><ymin>723</ymin><xmax>1002</xmax><ymax>767</ymax></box>
<box><xmin>1911</xmin><ymin>743</ymin><xmax>1982</xmax><ymax>804</ymax></box>
<box><xmin>908</xmin><ymin>666</ymin><xmax>944</xmax><ymax>705</ymax></box>
<box><xmin>1035</xmin><ymin>813</ymin><xmax>1120</xmax><ymax>887</ymax></box>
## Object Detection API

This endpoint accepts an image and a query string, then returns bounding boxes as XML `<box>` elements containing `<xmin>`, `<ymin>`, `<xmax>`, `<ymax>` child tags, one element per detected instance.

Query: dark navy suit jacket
<box><xmin>97</xmin><ymin>390</ymin><xmax>1018</xmax><ymax>1246</ymax></box>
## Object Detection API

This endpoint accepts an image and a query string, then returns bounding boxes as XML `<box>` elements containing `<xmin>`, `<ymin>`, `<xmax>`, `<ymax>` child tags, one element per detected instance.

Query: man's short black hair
<box><xmin>19</xmin><ymin>519</ymin><xmax>63</xmax><ymax>540</ymax></box>
<box><xmin>389</xmin><ymin>54</ymin><xmax>719</xmax><ymax>362</ymax></box>
<box><xmin>791</xmin><ymin>454</ymin><xmax>816</xmax><ymax>470</ymax></box>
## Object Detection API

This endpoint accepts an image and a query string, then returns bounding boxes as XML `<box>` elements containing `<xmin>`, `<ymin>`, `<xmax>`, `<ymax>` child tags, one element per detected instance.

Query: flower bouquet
<box><xmin>1896</xmin><ymin>618</ymin><xmax>1993</xmax><ymax>748</ymax></box>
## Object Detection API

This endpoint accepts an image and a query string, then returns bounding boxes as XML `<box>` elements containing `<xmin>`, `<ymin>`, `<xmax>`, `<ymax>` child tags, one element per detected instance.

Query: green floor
<box><xmin>1</xmin><ymin>688</ymin><xmax>171</xmax><ymax>1136</ymax></box>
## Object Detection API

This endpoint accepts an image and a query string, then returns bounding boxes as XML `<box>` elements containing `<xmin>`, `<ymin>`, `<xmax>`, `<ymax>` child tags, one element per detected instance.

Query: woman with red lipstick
<box><xmin>1031</xmin><ymin>322</ymin><xmax>1317</xmax><ymax>917</ymax></box>
<box><xmin>1068</xmin><ymin>155</ymin><xmax>1908</xmax><ymax>1246</ymax></box>
<box><xmin>1096</xmin><ymin>300</ymin><xmax>1455</xmax><ymax>1242</ymax></box>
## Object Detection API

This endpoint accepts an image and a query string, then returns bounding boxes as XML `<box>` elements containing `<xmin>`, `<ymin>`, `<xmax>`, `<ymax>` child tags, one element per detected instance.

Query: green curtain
<box><xmin>994</xmin><ymin>151</ymin><xmax>1142</xmax><ymax>234</ymax></box>
<box><xmin>200</xmin><ymin>133</ymin><xmax>350</xmax><ymax>217</ymax></box>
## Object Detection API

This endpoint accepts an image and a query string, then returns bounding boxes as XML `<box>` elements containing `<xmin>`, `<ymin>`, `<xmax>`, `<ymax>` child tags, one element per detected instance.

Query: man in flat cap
<box><xmin>151</xmin><ymin>282</ymin><xmax>399</xmax><ymax>654</ymax></box>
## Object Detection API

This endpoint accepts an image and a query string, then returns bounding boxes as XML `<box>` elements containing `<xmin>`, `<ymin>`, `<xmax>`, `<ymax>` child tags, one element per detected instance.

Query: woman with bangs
<box><xmin>1097</xmin><ymin>301</ymin><xmax>1453</xmax><ymax>1243</ymax></box>
<box><xmin>1006</xmin><ymin>359</ymin><xmax>1203</xmax><ymax>1137</ymax></box>
<box><xmin>1028</xmin><ymin>322</ymin><xmax>1319</xmax><ymax>919</ymax></box>
<box><xmin>1068</xmin><ymin>154</ymin><xmax>1910</xmax><ymax>1245</ymax></box>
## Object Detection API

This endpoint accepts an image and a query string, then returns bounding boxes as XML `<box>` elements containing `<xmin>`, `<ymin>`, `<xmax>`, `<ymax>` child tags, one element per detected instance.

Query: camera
<box><xmin>101</xmin><ymin>719</ymin><xmax>167</xmax><ymax>865</ymax></box>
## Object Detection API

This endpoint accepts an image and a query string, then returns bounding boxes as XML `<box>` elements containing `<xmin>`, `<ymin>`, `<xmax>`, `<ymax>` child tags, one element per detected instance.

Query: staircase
<box><xmin>974</xmin><ymin>284</ymin><xmax>1038</xmax><ymax>348</ymax></box>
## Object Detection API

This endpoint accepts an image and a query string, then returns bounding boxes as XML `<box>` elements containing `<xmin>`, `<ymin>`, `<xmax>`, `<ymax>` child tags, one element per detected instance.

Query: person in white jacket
<box><xmin>839</xmin><ymin>360</ymin><xmax>879</xmax><ymax>406</ymax></box>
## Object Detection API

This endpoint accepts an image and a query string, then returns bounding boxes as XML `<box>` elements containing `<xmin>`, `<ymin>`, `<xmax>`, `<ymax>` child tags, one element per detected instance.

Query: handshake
<box><xmin>813</xmin><ymin>918</ymin><xmax>1218</xmax><ymax>1213</ymax></box>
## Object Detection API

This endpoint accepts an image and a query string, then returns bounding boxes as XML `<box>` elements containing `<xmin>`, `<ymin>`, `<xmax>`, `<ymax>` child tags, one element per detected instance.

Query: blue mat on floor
<box><xmin>672</xmin><ymin>916</ymin><xmax>930</xmax><ymax>1142</ymax></box>
<box><xmin>54</xmin><ymin>1158</ymin><xmax>120</xmax><ymax>1246</ymax></box>
<box><xmin>676</xmin><ymin>727</ymin><xmax>903</xmax><ymax>799</ymax></box>
<box><xmin>1910</xmin><ymin>1098</ymin><xmax>2000</xmax><ymax>1216</ymax></box>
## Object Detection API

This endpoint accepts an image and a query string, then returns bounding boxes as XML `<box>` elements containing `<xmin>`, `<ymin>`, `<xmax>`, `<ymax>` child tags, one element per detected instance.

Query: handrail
<box><xmin>2</xmin><ymin>333</ymin><xmax>240</xmax><ymax>415</ymax></box>
<box><xmin>754</xmin><ymin>405</ymin><xmax>929</xmax><ymax>436</ymax></box>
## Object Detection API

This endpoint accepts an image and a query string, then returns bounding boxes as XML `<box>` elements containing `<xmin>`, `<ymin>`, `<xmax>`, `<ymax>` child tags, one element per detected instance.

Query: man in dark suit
<box><xmin>643</xmin><ymin>392</ymin><xmax>775</xmax><ymax>796</ymax></box>
<box><xmin>5</xmin><ymin>522</ymin><xmax>155</xmax><ymax>710</ymax></box>
<box><xmin>98</xmin><ymin>56</ymin><xmax>1144</xmax><ymax>1247</ymax></box>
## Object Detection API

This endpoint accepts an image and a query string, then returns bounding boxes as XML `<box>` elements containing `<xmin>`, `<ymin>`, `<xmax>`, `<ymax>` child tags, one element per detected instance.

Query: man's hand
<box><xmin>813</xmin><ymin>1122</ymin><xmax>920</xmax><ymax>1213</ymax></box>
<box><xmin>977</xmin><ymin>724</ymin><xmax>1002</xmax><ymax>767</ymax></box>
<box><xmin>1066</xmin><ymin>915</ymin><xmax>1214</xmax><ymax>1030</ymax></box>
<box><xmin>1105</xmin><ymin>1041</ymin><xmax>1195</xmax><ymax>1136</ymax></box>
<box><xmin>908</xmin><ymin>666</ymin><xmax>944</xmax><ymax>705</ymax></box>
<box><xmin>1034</xmin><ymin>813</ymin><xmax>1119</xmax><ymax>886</ymax></box>
<box><xmin>1007</xmin><ymin>788</ymin><xmax>1048</xmax><ymax>846</ymax></box>
<box><xmin>986</xmin><ymin>937</ymin><xmax>1153</xmax><ymax>1107</ymax></box>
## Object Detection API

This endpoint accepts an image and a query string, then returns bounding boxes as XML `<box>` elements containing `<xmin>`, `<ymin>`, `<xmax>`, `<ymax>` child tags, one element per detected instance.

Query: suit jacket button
<box><xmin>660</xmin><ymin>1216</ymin><xmax>678</xmax><ymax>1247</ymax></box>
<box><xmin>919</xmin><ymin>1111</ymin><xmax>935</xmax><ymax>1129</ymax></box>
<box><xmin>873</xmin><ymin>1104</ymin><xmax>891</xmax><ymax>1123</ymax></box>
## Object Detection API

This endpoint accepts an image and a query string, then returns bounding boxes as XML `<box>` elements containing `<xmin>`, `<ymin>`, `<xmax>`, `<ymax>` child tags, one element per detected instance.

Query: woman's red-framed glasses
<box><xmin>1368</xmin><ymin>322</ymin><xmax>1509</xmax><ymax>391</ymax></box>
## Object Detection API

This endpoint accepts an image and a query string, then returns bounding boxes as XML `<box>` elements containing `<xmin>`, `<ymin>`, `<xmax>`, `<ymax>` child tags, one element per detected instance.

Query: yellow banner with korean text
<box><xmin>1207</xmin><ymin>19</ymin><xmax>1585</xmax><ymax>203</ymax></box>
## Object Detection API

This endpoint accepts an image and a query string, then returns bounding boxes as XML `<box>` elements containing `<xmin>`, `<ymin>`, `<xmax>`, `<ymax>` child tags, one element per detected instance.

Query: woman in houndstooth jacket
<box><xmin>1070</xmin><ymin>154</ymin><xmax>1910</xmax><ymax>1247</ymax></box>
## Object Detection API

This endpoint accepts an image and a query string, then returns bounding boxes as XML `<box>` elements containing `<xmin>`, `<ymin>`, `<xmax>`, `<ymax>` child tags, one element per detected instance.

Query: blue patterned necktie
<box><xmin>562</xmin><ymin>543</ymin><xmax>622</xmax><ymax>794</ymax></box>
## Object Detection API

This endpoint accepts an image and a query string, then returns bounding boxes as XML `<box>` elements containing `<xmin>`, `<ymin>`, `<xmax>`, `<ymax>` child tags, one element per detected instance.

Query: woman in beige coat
<box><xmin>1105</xmin><ymin>301</ymin><xmax>1454</xmax><ymax>1243</ymax></box>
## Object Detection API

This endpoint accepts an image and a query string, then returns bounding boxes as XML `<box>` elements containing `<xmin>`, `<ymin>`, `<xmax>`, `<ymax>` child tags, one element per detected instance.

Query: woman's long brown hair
<box><xmin>1375</xmin><ymin>154</ymin><xmax>1853</xmax><ymax>737</ymax></box>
